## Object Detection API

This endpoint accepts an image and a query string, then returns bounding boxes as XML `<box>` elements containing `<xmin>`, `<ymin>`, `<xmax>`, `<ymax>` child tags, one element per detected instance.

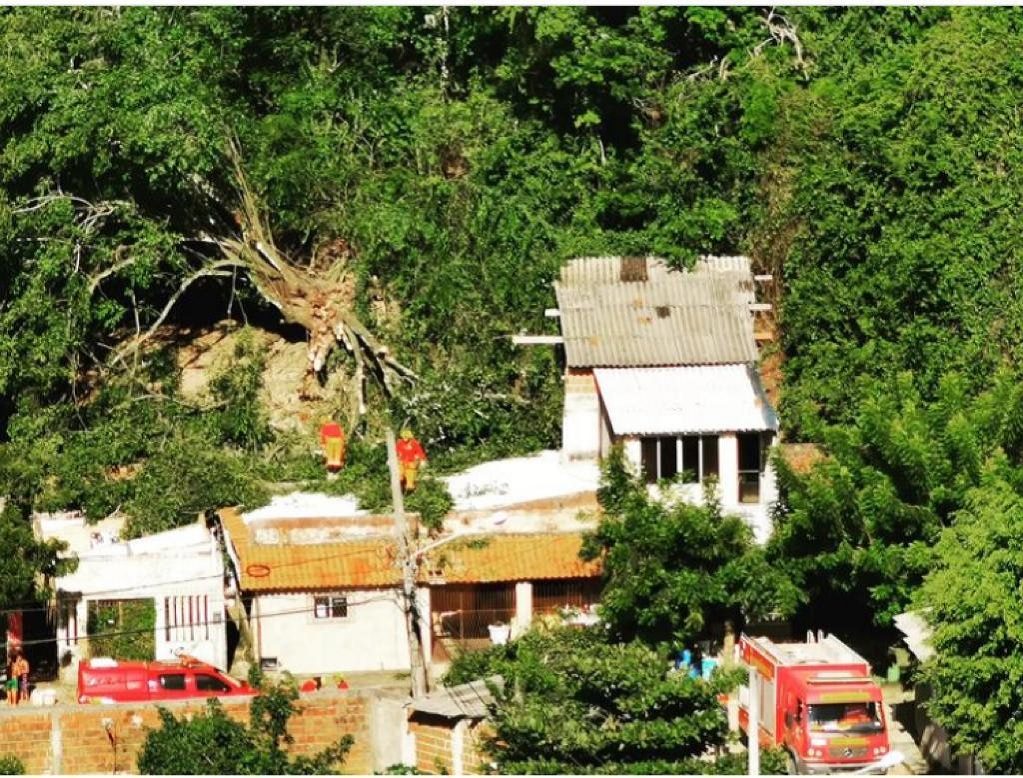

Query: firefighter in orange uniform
<box><xmin>320</xmin><ymin>420</ymin><xmax>346</xmax><ymax>472</ymax></box>
<box><xmin>396</xmin><ymin>429</ymin><xmax>427</xmax><ymax>492</ymax></box>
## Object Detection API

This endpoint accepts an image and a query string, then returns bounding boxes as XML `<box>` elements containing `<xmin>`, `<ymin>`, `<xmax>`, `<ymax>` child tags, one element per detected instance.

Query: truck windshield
<box><xmin>808</xmin><ymin>702</ymin><xmax>883</xmax><ymax>734</ymax></box>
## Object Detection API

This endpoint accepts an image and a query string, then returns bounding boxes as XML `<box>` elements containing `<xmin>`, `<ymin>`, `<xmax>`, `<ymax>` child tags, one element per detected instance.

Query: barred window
<box><xmin>313</xmin><ymin>595</ymin><xmax>348</xmax><ymax>620</ymax></box>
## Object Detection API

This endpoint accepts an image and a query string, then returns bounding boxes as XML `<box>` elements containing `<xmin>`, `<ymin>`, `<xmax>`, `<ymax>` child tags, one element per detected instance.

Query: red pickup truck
<box><xmin>78</xmin><ymin>658</ymin><xmax>256</xmax><ymax>704</ymax></box>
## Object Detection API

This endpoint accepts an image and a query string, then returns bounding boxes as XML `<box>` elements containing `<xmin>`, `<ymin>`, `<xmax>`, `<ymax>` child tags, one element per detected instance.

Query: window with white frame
<box><xmin>640</xmin><ymin>435</ymin><xmax>719</xmax><ymax>485</ymax></box>
<box><xmin>313</xmin><ymin>594</ymin><xmax>349</xmax><ymax>620</ymax></box>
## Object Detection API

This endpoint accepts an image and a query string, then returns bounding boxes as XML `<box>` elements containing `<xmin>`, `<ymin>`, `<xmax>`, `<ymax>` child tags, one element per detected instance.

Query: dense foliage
<box><xmin>3</xmin><ymin>5</ymin><xmax>1023</xmax><ymax>762</ymax></box>
<box><xmin>445</xmin><ymin>627</ymin><xmax>785</xmax><ymax>775</ymax></box>
<box><xmin>86</xmin><ymin>598</ymin><xmax>155</xmax><ymax>660</ymax></box>
<box><xmin>137</xmin><ymin>674</ymin><xmax>353</xmax><ymax>775</ymax></box>
<box><xmin>583</xmin><ymin>447</ymin><xmax>800</xmax><ymax>647</ymax></box>
<box><xmin>769</xmin><ymin>370</ymin><xmax>1023</xmax><ymax>632</ymax></box>
<box><xmin>915</xmin><ymin>478</ymin><xmax>1023</xmax><ymax>774</ymax></box>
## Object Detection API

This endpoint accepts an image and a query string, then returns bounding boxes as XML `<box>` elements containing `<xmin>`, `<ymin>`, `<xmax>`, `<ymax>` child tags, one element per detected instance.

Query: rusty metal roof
<box><xmin>554</xmin><ymin>256</ymin><xmax>758</xmax><ymax>368</ymax></box>
<box><xmin>594</xmin><ymin>365</ymin><xmax>778</xmax><ymax>436</ymax></box>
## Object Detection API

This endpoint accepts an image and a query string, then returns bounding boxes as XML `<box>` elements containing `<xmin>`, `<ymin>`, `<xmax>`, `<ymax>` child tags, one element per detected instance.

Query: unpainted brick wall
<box><xmin>0</xmin><ymin>689</ymin><xmax>371</xmax><ymax>775</ymax></box>
<box><xmin>462</xmin><ymin>721</ymin><xmax>493</xmax><ymax>774</ymax></box>
<box><xmin>409</xmin><ymin>713</ymin><xmax>454</xmax><ymax>774</ymax></box>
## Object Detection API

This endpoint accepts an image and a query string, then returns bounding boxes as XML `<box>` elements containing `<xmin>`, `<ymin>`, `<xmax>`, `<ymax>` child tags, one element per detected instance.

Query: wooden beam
<box><xmin>544</xmin><ymin>308</ymin><xmax>561</xmax><ymax>318</ymax></box>
<box><xmin>511</xmin><ymin>335</ymin><xmax>564</xmax><ymax>345</ymax></box>
<box><xmin>749</xmin><ymin>303</ymin><xmax>773</xmax><ymax>312</ymax></box>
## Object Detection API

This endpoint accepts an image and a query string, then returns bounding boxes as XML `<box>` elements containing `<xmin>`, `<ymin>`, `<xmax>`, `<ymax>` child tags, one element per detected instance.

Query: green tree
<box><xmin>915</xmin><ymin>476</ymin><xmax>1023</xmax><ymax>774</ymax></box>
<box><xmin>444</xmin><ymin>626</ymin><xmax>785</xmax><ymax>775</ymax></box>
<box><xmin>583</xmin><ymin>448</ymin><xmax>801</xmax><ymax>648</ymax></box>
<box><xmin>769</xmin><ymin>369</ymin><xmax>1023</xmax><ymax>633</ymax></box>
<box><xmin>0</xmin><ymin>501</ymin><xmax>75</xmax><ymax>610</ymax></box>
<box><xmin>137</xmin><ymin>676</ymin><xmax>353</xmax><ymax>775</ymax></box>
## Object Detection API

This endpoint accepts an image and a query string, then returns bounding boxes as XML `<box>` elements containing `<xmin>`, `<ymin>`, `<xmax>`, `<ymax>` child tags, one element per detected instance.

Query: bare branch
<box><xmin>109</xmin><ymin>260</ymin><xmax>240</xmax><ymax>366</ymax></box>
<box><xmin>88</xmin><ymin>252</ymin><xmax>137</xmax><ymax>294</ymax></box>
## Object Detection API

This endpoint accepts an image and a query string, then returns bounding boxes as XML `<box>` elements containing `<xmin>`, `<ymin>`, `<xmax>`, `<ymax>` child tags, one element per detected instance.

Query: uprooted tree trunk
<box><xmin>113</xmin><ymin>139</ymin><xmax>416</xmax><ymax>422</ymax></box>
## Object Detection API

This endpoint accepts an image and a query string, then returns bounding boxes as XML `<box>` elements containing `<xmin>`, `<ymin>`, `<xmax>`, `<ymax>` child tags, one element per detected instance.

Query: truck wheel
<box><xmin>785</xmin><ymin>751</ymin><xmax>800</xmax><ymax>775</ymax></box>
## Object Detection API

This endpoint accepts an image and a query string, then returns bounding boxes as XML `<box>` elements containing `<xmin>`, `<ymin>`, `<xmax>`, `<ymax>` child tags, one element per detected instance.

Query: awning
<box><xmin>594</xmin><ymin>365</ymin><xmax>778</xmax><ymax>436</ymax></box>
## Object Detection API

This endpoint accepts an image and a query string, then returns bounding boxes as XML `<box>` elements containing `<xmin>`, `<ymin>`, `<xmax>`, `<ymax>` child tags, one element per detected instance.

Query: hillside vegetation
<box><xmin>4</xmin><ymin>8</ymin><xmax>1023</xmax><ymax>764</ymax></box>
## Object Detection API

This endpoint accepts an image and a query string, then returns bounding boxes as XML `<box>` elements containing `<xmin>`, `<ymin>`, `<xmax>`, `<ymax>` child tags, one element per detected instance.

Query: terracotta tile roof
<box><xmin>219</xmin><ymin>508</ymin><xmax>603</xmax><ymax>593</ymax></box>
<box><xmin>422</xmin><ymin>533</ymin><xmax>602</xmax><ymax>584</ymax></box>
<box><xmin>220</xmin><ymin>507</ymin><xmax>400</xmax><ymax>592</ymax></box>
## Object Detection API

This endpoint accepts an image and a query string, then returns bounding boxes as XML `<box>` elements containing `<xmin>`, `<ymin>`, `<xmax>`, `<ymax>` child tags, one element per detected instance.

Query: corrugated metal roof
<box><xmin>555</xmin><ymin>256</ymin><xmax>758</xmax><ymax>367</ymax></box>
<box><xmin>594</xmin><ymin>365</ymin><xmax>778</xmax><ymax>435</ymax></box>
<box><xmin>409</xmin><ymin>676</ymin><xmax>504</xmax><ymax>719</ymax></box>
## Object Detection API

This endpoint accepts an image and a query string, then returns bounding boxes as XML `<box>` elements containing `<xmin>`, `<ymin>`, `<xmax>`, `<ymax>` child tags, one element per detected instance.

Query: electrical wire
<box><xmin>6</xmin><ymin>592</ymin><xmax>402</xmax><ymax>650</ymax></box>
<box><xmin>0</xmin><ymin>538</ymin><xmax>402</xmax><ymax>616</ymax></box>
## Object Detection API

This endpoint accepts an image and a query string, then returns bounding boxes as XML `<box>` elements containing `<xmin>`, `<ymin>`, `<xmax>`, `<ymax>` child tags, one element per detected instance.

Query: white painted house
<box><xmin>552</xmin><ymin>255</ymin><xmax>779</xmax><ymax>541</ymax></box>
<box><xmin>36</xmin><ymin>513</ymin><xmax>228</xmax><ymax>674</ymax></box>
<box><xmin>219</xmin><ymin>480</ymin><xmax>603</xmax><ymax>677</ymax></box>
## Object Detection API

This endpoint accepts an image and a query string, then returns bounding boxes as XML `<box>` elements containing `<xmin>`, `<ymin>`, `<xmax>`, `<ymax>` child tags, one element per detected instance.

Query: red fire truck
<box><xmin>738</xmin><ymin>633</ymin><xmax>891</xmax><ymax>774</ymax></box>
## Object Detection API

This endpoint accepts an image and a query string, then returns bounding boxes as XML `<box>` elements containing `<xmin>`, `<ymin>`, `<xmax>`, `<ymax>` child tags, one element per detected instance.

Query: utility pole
<box><xmin>748</xmin><ymin>664</ymin><xmax>760</xmax><ymax>777</ymax></box>
<box><xmin>387</xmin><ymin>428</ymin><xmax>429</xmax><ymax>698</ymax></box>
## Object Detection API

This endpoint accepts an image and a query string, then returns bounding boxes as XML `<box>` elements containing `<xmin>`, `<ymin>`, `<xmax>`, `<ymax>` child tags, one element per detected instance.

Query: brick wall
<box><xmin>0</xmin><ymin>708</ymin><xmax>51</xmax><ymax>774</ymax></box>
<box><xmin>462</xmin><ymin>721</ymin><xmax>493</xmax><ymax>774</ymax></box>
<box><xmin>409</xmin><ymin>713</ymin><xmax>454</xmax><ymax>774</ymax></box>
<box><xmin>0</xmin><ymin>690</ymin><xmax>371</xmax><ymax>775</ymax></box>
<box><xmin>564</xmin><ymin>368</ymin><xmax>596</xmax><ymax>394</ymax></box>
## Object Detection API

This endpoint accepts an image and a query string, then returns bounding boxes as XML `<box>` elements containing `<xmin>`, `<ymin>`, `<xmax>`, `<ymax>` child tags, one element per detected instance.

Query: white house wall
<box><xmin>55</xmin><ymin>542</ymin><xmax>227</xmax><ymax>671</ymax></box>
<box><xmin>255</xmin><ymin>589</ymin><xmax>411</xmax><ymax>675</ymax></box>
<box><xmin>562</xmin><ymin>370</ymin><xmax>600</xmax><ymax>460</ymax></box>
<box><xmin>718</xmin><ymin>433</ymin><xmax>739</xmax><ymax>508</ymax></box>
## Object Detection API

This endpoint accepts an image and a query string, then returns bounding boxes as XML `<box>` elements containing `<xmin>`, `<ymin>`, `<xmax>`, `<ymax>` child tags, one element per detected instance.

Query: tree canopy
<box><xmin>583</xmin><ymin>447</ymin><xmax>801</xmax><ymax>647</ymax></box>
<box><xmin>3</xmin><ymin>6</ymin><xmax>1023</xmax><ymax>761</ymax></box>
<box><xmin>444</xmin><ymin>627</ymin><xmax>785</xmax><ymax>775</ymax></box>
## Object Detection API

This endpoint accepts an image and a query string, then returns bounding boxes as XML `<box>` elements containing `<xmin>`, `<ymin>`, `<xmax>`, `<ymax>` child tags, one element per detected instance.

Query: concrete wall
<box><xmin>254</xmin><ymin>589</ymin><xmax>410</xmax><ymax>674</ymax></box>
<box><xmin>0</xmin><ymin>689</ymin><xmax>372</xmax><ymax>775</ymax></box>
<box><xmin>562</xmin><ymin>369</ymin><xmax>600</xmax><ymax>460</ymax></box>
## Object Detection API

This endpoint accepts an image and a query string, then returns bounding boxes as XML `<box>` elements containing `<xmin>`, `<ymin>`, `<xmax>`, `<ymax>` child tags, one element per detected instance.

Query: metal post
<box><xmin>748</xmin><ymin>664</ymin><xmax>760</xmax><ymax>777</ymax></box>
<box><xmin>387</xmin><ymin>428</ymin><xmax>428</xmax><ymax>698</ymax></box>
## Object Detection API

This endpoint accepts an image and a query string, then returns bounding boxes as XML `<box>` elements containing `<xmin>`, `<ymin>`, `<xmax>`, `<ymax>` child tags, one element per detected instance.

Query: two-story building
<box><xmin>552</xmin><ymin>254</ymin><xmax>778</xmax><ymax>541</ymax></box>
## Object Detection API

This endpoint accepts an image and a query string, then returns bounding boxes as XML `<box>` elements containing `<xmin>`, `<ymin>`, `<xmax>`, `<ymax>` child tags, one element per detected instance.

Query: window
<box><xmin>738</xmin><ymin>433</ymin><xmax>762</xmax><ymax>503</ymax></box>
<box><xmin>313</xmin><ymin>595</ymin><xmax>348</xmax><ymax>620</ymax></box>
<box><xmin>196</xmin><ymin>674</ymin><xmax>231</xmax><ymax>692</ymax></box>
<box><xmin>158</xmin><ymin>674</ymin><xmax>186</xmax><ymax>691</ymax></box>
<box><xmin>641</xmin><ymin>435</ymin><xmax>720</xmax><ymax>485</ymax></box>
<box><xmin>808</xmin><ymin>702</ymin><xmax>884</xmax><ymax>734</ymax></box>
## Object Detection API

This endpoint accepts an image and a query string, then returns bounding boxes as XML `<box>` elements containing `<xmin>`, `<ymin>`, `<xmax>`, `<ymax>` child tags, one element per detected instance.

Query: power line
<box><xmin>1</xmin><ymin>537</ymin><xmax>400</xmax><ymax>616</ymax></box>
<box><xmin>7</xmin><ymin>593</ymin><xmax>401</xmax><ymax>651</ymax></box>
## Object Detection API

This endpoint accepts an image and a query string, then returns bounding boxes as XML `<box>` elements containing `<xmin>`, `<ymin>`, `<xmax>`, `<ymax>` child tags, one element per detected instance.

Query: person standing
<box><xmin>319</xmin><ymin>419</ymin><xmax>346</xmax><ymax>473</ymax></box>
<box><xmin>11</xmin><ymin>650</ymin><xmax>28</xmax><ymax>705</ymax></box>
<box><xmin>396</xmin><ymin>429</ymin><xmax>427</xmax><ymax>492</ymax></box>
<box><xmin>4</xmin><ymin>654</ymin><xmax>15</xmax><ymax>705</ymax></box>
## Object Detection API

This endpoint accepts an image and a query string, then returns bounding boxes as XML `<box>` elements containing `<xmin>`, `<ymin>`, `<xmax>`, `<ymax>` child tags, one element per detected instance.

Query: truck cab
<box><xmin>782</xmin><ymin>672</ymin><xmax>889</xmax><ymax>773</ymax></box>
<box><xmin>738</xmin><ymin>633</ymin><xmax>892</xmax><ymax>774</ymax></box>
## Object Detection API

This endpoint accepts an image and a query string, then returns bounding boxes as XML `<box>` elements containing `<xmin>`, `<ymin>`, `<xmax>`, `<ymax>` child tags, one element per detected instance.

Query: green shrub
<box><xmin>0</xmin><ymin>756</ymin><xmax>24</xmax><ymax>775</ymax></box>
